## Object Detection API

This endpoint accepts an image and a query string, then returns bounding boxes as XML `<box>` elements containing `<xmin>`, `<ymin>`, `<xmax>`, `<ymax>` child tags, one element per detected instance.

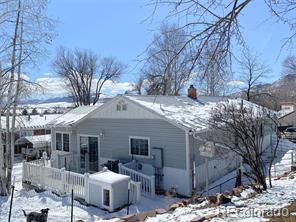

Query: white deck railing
<box><xmin>22</xmin><ymin>161</ymin><xmax>86</xmax><ymax>199</ymax></box>
<box><xmin>23</xmin><ymin>161</ymin><xmax>141</xmax><ymax>206</ymax></box>
<box><xmin>118</xmin><ymin>162</ymin><xmax>155</xmax><ymax>197</ymax></box>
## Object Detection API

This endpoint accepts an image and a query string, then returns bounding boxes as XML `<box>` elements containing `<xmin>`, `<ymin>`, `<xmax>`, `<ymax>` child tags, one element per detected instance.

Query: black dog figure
<box><xmin>22</xmin><ymin>208</ymin><xmax>49</xmax><ymax>222</ymax></box>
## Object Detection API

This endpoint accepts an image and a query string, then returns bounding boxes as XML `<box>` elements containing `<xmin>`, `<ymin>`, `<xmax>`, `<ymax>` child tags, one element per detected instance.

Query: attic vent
<box><xmin>116</xmin><ymin>100</ymin><xmax>127</xmax><ymax>111</ymax></box>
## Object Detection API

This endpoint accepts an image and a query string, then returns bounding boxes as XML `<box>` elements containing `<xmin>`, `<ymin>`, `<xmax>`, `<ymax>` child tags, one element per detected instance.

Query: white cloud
<box><xmin>21</xmin><ymin>73</ymin><xmax>30</xmax><ymax>81</ymax></box>
<box><xmin>227</xmin><ymin>80</ymin><xmax>244</xmax><ymax>86</ymax></box>
<box><xmin>35</xmin><ymin>75</ymin><xmax>134</xmax><ymax>98</ymax></box>
<box><xmin>36</xmin><ymin>77</ymin><xmax>68</xmax><ymax>96</ymax></box>
<box><xmin>100</xmin><ymin>80</ymin><xmax>133</xmax><ymax>95</ymax></box>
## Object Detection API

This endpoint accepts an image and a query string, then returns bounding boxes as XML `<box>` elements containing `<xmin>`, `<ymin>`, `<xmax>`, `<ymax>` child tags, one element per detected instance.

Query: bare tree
<box><xmin>148</xmin><ymin>0</ymin><xmax>296</xmax><ymax>80</ymax></box>
<box><xmin>205</xmin><ymin>101</ymin><xmax>279</xmax><ymax>191</ymax></box>
<box><xmin>53</xmin><ymin>47</ymin><xmax>125</xmax><ymax>106</ymax></box>
<box><xmin>142</xmin><ymin>24</ymin><xmax>193</xmax><ymax>95</ymax></box>
<box><xmin>239</xmin><ymin>50</ymin><xmax>271</xmax><ymax>101</ymax></box>
<box><xmin>92</xmin><ymin>57</ymin><xmax>126</xmax><ymax>105</ymax></box>
<box><xmin>131</xmin><ymin>76</ymin><xmax>145</xmax><ymax>95</ymax></box>
<box><xmin>282</xmin><ymin>55</ymin><xmax>296</xmax><ymax>76</ymax></box>
<box><xmin>52</xmin><ymin>47</ymin><xmax>97</xmax><ymax>106</ymax></box>
<box><xmin>197</xmin><ymin>43</ymin><xmax>230</xmax><ymax>96</ymax></box>
<box><xmin>0</xmin><ymin>0</ymin><xmax>54</xmax><ymax>196</ymax></box>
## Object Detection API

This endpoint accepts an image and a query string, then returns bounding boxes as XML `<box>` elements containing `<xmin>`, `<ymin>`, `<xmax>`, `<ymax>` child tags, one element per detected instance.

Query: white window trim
<box><xmin>55</xmin><ymin>131</ymin><xmax>71</xmax><ymax>152</ymax></box>
<box><xmin>129</xmin><ymin>136</ymin><xmax>150</xmax><ymax>159</ymax></box>
<box><xmin>101</xmin><ymin>187</ymin><xmax>113</xmax><ymax>211</ymax></box>
<box><xmin>77</xmin><ymin>134</ymin><xmax>101</xmax><ymax>172</ymax></box>
<box><xmin>116</xmin><ymin>100</ymin><xmax>128</xmax><ymax>111</ymax></box>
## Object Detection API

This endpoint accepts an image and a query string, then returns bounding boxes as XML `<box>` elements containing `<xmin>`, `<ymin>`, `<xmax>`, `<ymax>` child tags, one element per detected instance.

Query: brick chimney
<box><xmin>187</xmin><ymin>85</ymin><xmax>197</xmax><ymax>99</ymax></box>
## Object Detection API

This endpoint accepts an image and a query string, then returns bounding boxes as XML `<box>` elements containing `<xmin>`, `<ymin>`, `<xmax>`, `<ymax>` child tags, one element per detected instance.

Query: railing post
<box><xmin>136</xmin><ymin>181</ymin><xmax>141</xmax><ymax>203</ymax></box>
<box><xmin>22</xmin><ymin>160</ymin><xmax>26</xmax><ymax>183</ymax></box>
<box><xmin>118</xmin><ymin>163</ymin><xmax>122</xmax><ymax>174</ymax></box>
<box><xmin>84</xmin><ymin>173</ymin><xmax>90</xmax><ymax>204</ymax></box>
<box><xmin>291</xmin><ymin>152</ymin><xmax>294</xmax><ymax>165</ymax></box>
<box><xmin>61</xmin><ymin>168</ymin><xmax>66</xmax><ymax>194</ymax></box>
<box><xmin>151</xmin><ymin>175</ymin><xmax>155</xmax><ymax>197</ymax></box>
<box><xmin>39</xmin><ymin>164</ymin><xmax>44</xmax><ymax>188</ymax></box>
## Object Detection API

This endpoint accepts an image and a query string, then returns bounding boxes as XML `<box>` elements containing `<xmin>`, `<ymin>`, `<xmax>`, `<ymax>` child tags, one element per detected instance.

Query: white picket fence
<box><xmin>269</xmin><ymin>136</ymin><xmax>296</xmax><ymax>177</ymax></box>
<box><xmin>22</xmin><ymin>161</ymin><xmax>141</xmax><ymax>204</ymax></box>
<box><xmin>22</xmin><ymin>160</ymin><xmax>86</xmax><ymax>199</ymax></box>
<box><xmin>118</xmin><ymin>162</ymin><xmax>155</xmax><ymax>197</ymax></box>
<box><xmin>195</xmin><ymin>153</ymin><xmax>239</xmax><ymax>191</ymax></box>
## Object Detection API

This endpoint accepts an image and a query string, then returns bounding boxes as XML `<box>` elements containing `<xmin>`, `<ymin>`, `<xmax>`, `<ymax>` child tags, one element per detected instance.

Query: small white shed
<box><xmin>88</xmin><ymin>168</ymin><xmax>130</xmax><ymax>212</ymax></box>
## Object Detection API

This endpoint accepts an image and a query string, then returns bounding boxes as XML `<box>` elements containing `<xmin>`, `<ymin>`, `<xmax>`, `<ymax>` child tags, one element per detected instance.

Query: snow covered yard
<box><xmin>0</xmin><ymin>162</ymin><xmax>178</xmax><ymax>222</ymax></box>
<box><xmin>146</xmin><ymin>173</ymin><xmax>296</xmax><ymax>222</ymax></box>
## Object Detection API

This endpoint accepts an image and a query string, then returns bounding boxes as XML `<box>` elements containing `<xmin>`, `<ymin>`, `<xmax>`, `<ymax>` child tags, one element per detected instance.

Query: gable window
<box><xmin>56</xmin><ymin>132</ymin><xmax>70</xmax><ymax>152</ymax></box>
<box><xmin>129</xmin><ymin>136</ymin><xmax>150</xmax><ymax>157</ymax></box>
<box><xmin>116</xmin><ymin>100</ymin><xmax>127</xmax><ymax>111</ymax></box>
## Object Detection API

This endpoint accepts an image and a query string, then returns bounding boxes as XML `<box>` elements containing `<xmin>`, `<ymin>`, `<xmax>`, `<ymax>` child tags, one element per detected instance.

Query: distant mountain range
<box><xmin>237</xmin><ymin>74</ymin><xmax>296</xmax><ymax>110</ymax></box>
<box><xmin>21</xmin><ymin>74</ymin><xmax>296</xmax><ymax>110</ymax></box>
<box><xmin>254</xmin><ymin>74</ymin><xmax>296</xmax><ymax>101</ymax></box>
<box><xmin>21</xmin><ymin>96</ymin><xmax>73</xmax><ymax>105</ymax></box>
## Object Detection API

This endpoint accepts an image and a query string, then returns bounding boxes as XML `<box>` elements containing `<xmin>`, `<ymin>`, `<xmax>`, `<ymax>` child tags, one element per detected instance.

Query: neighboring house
<box><xmin>1</xmin><ymin>114</ymin><xmax>61</xmax><ymax>154</ymax></box>
<box><xmin>279</xmin><ymin>111</ymin><xmax>296</xmax><ymax>128</ymax></box>
<box><xmin>280</xmin><ymin>102</ymin><xmax>296</xmax><ymax>114</ymax></box>
<box><xmin>48</xmin><ymin>88</ymin><xmax>273</xmax><ymax>197</ymax></box>
<box><xmin>15</xmin><ymin>134</ymin><xmax>51</xmax><ymax>159</ymax></box>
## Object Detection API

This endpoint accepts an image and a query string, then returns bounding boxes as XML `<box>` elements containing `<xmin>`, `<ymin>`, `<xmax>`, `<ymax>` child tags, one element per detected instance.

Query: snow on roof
<box><xmin>125</xmin><ymin>95</ymin><xmax>226</xmax><ymax>130</ymax></box>
<box><xmin>24</xmin><ymin>134</ymin><xmax>51</xmax><ymax>143</ymax></box>
<box><xmin>0</xmin><ymin>114</ymin><xmax>61</xmax><ymax>130</ymax></box>
<box><xmin>89</xmin><ymin>170</ymin><xmax>130</xmax><ymax>184</ymax></box>
<box><xmin>15</xmin><ymin>134</ymin><xmax>51</xmax><ymax>147</ymax></box>
<box><xmin>47</xmin><ymin>95</ymin><xmax>260</xmax><ymax>131</ymax></box>
<box><xmin>125</xmin><ymin>95</ymin><xmax>253</xmax><ymax>130</ymax></box>
<box><xmin>48</xmin><ymin>104</ymin><xmax>103</xmax><ymax>126</ymax></box>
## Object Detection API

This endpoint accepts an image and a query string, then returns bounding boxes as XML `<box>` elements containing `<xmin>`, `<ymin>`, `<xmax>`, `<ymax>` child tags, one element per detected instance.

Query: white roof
<box><xmin>1</xmin><ymin>114</ymin><xmax>61</xmax><ymax>130</ymax></box>
<box><xmin>89</xmin><ymin>170</ymin><xmax>130</xmax><ymax>184</ymax></box>
<box><xmin>125</xmin><ymin>95</ymin><xmax>230</xmax><ymax>130</ymax></box>
<box><xmin>47</xmin><ymin>94</ymin><xmax>260</xmax><ymax>131</ymax></box>
<box><xmin>125</xmin><ymin>95</ymin><xmax>263</xmax><ymax>131</ymax></box>
<box><xmin>15</xmin><ymin>134</ymin><xmax>51</xmax><ymax>148</ymax></box>
<box><xmin>48</xmin><ymin>103</ymin><xmax>104</xmax><ymax>126</ymax></box>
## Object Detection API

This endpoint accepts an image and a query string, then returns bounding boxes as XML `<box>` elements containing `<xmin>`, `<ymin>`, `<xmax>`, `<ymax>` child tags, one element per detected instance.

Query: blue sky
<box><xmin>32</xmin><ymin>0</ymin><xmax>293</xmax><ymax>97</ymax></box>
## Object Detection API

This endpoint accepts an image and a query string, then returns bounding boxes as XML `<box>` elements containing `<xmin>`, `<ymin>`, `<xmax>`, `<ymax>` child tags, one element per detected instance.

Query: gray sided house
<box><xmin>49</xmin><ymin>93</ymin><xmax>273</xmax><ymax>197</ymax></box>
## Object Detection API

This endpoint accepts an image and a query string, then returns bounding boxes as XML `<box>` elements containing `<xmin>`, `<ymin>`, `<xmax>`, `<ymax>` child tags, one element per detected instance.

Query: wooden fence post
<box><xmin>84</xmin><ymin>173</ymin><xmax>90</xmax><ymax>203</ymax></box>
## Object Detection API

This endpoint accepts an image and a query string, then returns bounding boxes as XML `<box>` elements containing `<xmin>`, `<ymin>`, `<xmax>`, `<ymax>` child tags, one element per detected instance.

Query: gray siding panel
<box><xmin>74</xmin><ymin>118</ymin><xmax>186</xmax><ymax>169</ymax></box>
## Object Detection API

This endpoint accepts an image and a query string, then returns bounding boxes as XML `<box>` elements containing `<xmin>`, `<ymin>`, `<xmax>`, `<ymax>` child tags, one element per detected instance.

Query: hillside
<box><xmin>238</xmin><ymin>74</ymin><xmax>296</xmax><ymax>110</ymax></box>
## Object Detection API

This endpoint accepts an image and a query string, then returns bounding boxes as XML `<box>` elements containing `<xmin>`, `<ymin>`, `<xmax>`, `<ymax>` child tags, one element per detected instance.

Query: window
<box><xmin>116</xmin><ymin>100</ymin><xmax>127</xmax><ymax>111</ymax></box>
<box><xmin>56</xmin><ymin>132</ymin><xmax>70</xmax><ymax>152</ymax></box>
<box><xmin>56</xmin><ymin>133</ymin><xmax>62</xmax><ymax>151</ymax></box>
<box><xmin>129</xmin><ymin>137</ymin><xmax>149</xmax><ymax>157</ymax></box>
<box><xmin>103</xmin><ymin>189</ymin><xmax>110</xmax><ymax>207</ymax></box>
<box><xmin>63</xmin><ymin>134</ymin><xmax>70</xmax><ymax>152</ymax></box>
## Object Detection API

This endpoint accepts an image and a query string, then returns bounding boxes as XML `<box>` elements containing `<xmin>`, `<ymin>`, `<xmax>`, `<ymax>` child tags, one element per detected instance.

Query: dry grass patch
<box><xmin>267</xmin><ymin>201</ymin><xmax>296</xmax><ymax>222</ymax></box>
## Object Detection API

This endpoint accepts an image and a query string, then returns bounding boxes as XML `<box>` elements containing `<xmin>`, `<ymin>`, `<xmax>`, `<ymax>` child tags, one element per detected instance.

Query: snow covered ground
<box><xmin>1</xmin><ymin>139</ymin><xmax>296</xmax><ymax>221</ymax></box>
<box><xmin>146</xmin><ymin>174</ymin><xmax>296</xmax><ymax>222</ymax></box>
<box><xmin>0</xmin><ymin>161</ymin><xmax>178</xmax><ymax>222</ymax></box>
<box><xmin>145</xmin><ymin>140</ymin><xmax>296</xmax><ymax>222</ymax></box>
